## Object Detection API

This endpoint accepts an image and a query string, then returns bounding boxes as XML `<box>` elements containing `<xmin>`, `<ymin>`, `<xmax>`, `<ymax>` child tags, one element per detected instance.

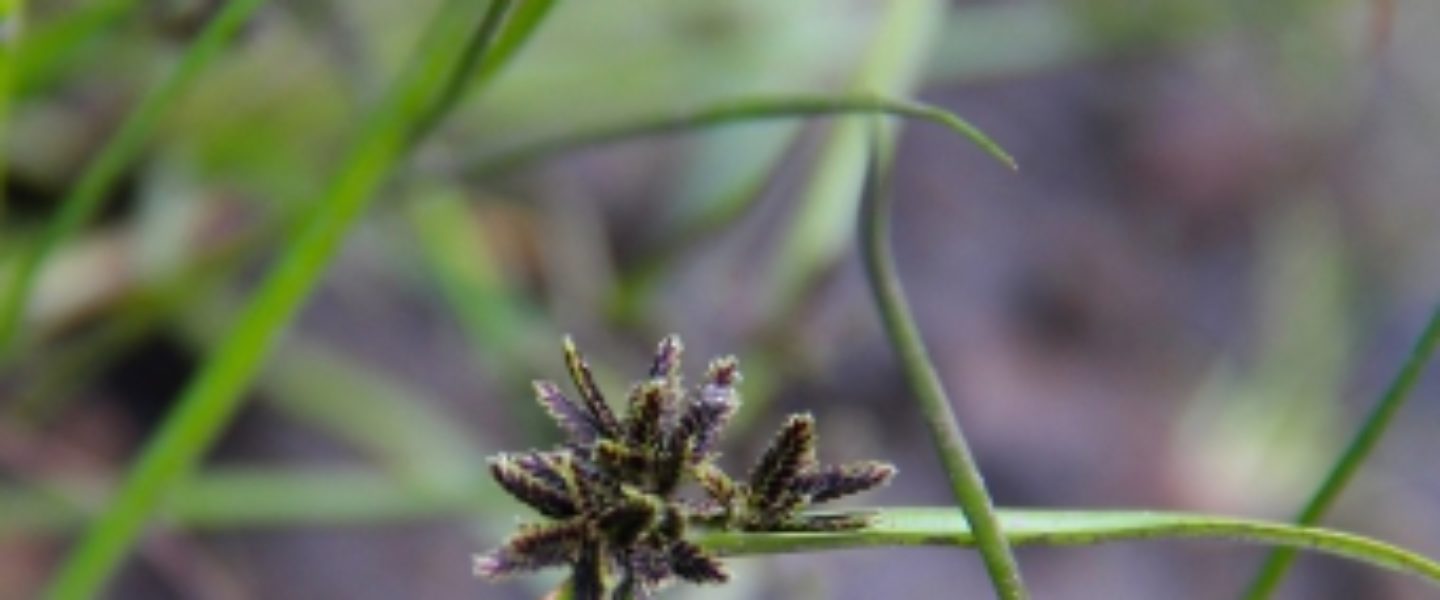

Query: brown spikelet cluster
<box><xmin>476</xmin><ymin>335</ymin><xmax>896</xmax><ymax>599</ymax></box>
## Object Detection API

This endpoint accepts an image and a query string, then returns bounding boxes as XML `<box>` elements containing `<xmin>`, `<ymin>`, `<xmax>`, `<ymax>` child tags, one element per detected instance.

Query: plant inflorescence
<box><xmin>475</xmin><ymin>335</ymin><xmax>897</xmax><ymax>599</ymax></box>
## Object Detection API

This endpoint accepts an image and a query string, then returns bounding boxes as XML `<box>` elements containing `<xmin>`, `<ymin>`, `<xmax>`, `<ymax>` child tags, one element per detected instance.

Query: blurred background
<box><xmin>3</xmin><ymin>0</ymin><xmax>1440</xmax><ymax>598</ymax></box>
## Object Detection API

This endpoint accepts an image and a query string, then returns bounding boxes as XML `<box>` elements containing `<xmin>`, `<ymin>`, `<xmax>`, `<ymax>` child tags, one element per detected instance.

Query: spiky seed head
<box><xmin>511</xmin><ymin>451</ymin><xmax>570</xmax><ymax>492</ymax></box>
<box><xmin>562</xmin><ymin>335</ymin><xmax>621</xmax><ymax>438</ymax></box>
<box><xmin>676</xmin><ymin>383</ymin><xmax>739</xmax><ymax>459</ymax></box>
<box><xmin>533</xmin><ymin>380</ymin><xmax>602</xmax><ymax>445</ymax></box>
<box><xmin>489</xmin><ymin>455</ymin><xmax>579</xmax><ymax>519</ymax></box>
<box><xmin>799</xmin><ymin>461</ymin><xmax>897</xmax><ymax>504</ymax></box>
<box><xmin>479</xmin><ymin>336</ymin><xmax>898</xmax><ymax>597</ymax></box>
<box><xmin>476</xmin><ymin>520</ymin><xmax>588</xmax><ymax>579</ymax></box>
<box><xmin>747</xmin><ymin>413</ymin><xmax>817</xmax><ymax>518</ymax></box>
<box><xmin>668</xmin><ymin>539</ymin><xmax>728</xmax><ymax>585</ymax></box>
<box><xmin>625</xmin><ymin>380</ymin><xmax>668</xmax><ymax>449</ymax></box>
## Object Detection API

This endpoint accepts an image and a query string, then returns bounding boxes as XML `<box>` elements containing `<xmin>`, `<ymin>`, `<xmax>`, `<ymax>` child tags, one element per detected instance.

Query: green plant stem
<box><xmin>40</xmin><ymin>1</ymin><xmax>534</xmax><ymax>597</ymax></box>
<box><xmin>465</xmin><ymin>94</ymin><xmax>1015</xmax><ymax>177</ymax></box>
<box><xmin>699</xmin><ymin>508</ymin><xmax>1440</xmax><ymax>588</ymax></box>
<box><xmin>6</xmin><ymin>485</ymin><xmax>1438</xmax><ymax>589</ymax></box>
<box><xmin>0</xmin><ymin>0</ymin><xmax>267</xmax><ymax>360</ymax></box>
<box><xmin>469</xmin><ymin>0</ymin><xmax>557</xmax><ymax>88</ymax></box>
<box><xmin>1244</xmin><ymin>303</ymin><xmax>1440</xmax><ymax>599</ymax></box>
<box><xmin>407</xmin><ymin>0</ymin><xmax>516</xmax><ymax>143</ymax></box>
<box><xmin>860</xmin><ymin>143</ymin><xmax>1026</xmax><ymax>598</ymax></box>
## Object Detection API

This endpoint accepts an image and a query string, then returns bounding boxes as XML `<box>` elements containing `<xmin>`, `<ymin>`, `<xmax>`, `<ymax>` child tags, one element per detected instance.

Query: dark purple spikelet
<box><xmin>562</xmin><ymin>336</ymin><xmax>622</xmax><ymax>438</ymax></box>
<box><xmin>489</xmin><ymin>455</ymin><xmax>578</xmax><ymax>519</ymax></box>
<box><xmin>625</xmin><ymin>380</ymin><xmax>667</xmax><ymax>449</ymax></box>
<box><xmin>799</xmin><ymin>461</ymin><xmax>898</xmax><ymax>503</ymax></box>
<box><xmin>668</xmin><ymin>539</ymin><xmax>728</xmax><ymax>585</ymax></box>
<box><xmin>676</xmin><ymin>356</ymin><xmax>741</xmax><ymax>458</ymax></box>
<box><xmin>475</xmin><ymin>520</ymin><xmax>588</xmax><ymax>579</ymax></box>
<box><xmin>533</xmin><ymin>380</ymin><xmax>602</xmax><ymax>445</ymax></box>
<box><xmin>511</xmin><ymin>450</ymin><xmax>570</xmax><ymax>493</ymax></box>
<box><xmin>747</xmin><ymin>413</ymin><xmax>817</xmax><ymax>517</ymax></box>
<box><xmin>722</xmin><ymin>414</ymin><xmax>896</xmax><ymax>531</ymax></box>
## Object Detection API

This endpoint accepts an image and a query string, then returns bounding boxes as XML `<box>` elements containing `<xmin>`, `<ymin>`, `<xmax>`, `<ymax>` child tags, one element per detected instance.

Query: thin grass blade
<box><xmin>1244</xmin><ymin>304</ymin><xmax>1440</xmax><ymax>598</ymax></box>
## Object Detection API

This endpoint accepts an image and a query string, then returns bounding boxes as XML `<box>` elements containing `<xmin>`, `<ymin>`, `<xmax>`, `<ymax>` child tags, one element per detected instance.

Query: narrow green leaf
<box><xmin>466</xmin><ymin>94</ymin><xmax>1014</xmax><ymax>177</ymax></box>
<box><xmin>471</xmin><ymin>0</ymin><xmax>559</xmax><ymax>87</ymax></box>
<box><xmin>1245</xmin><ymin>303</ymin><xmax>1440</xmax><ymax>598</ymax></box>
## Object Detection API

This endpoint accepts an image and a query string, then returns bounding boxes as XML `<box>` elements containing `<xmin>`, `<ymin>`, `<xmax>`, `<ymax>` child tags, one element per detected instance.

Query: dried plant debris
<box><xmin>476</xmin><ymin>335</ymin><xmax>897</xmax><ymax>599</ymax></box>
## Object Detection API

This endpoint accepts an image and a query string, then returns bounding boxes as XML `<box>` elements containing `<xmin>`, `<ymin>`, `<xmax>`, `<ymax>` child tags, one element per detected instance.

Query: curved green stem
<box><xmin>858</xmin><ymin>137</ymin><xmax>1025</xmax><ymax>598</ymax></box>
<box><xmin>699</xmin><ymin>508</ymin><xmax>1440</xmax><ymax>589</ymax></box>
<box><xmin>1244</xmin><ymin>303</ymin><xmax>1440</xmax><ymax>598</ymax></box>
<box><xmin>40</xmin><ymin>1</ymin><xmax>537</xmax><ymax>597</ymax></box>
<box><xmin>464</xmin><ymin>94</ymin><xmax>1015</xmax><ymax>177</ymax></box>
<box><xmin>0</xmin><ymin>0</ymin><xmax>268</xmax><ymax>360</ymax></box>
